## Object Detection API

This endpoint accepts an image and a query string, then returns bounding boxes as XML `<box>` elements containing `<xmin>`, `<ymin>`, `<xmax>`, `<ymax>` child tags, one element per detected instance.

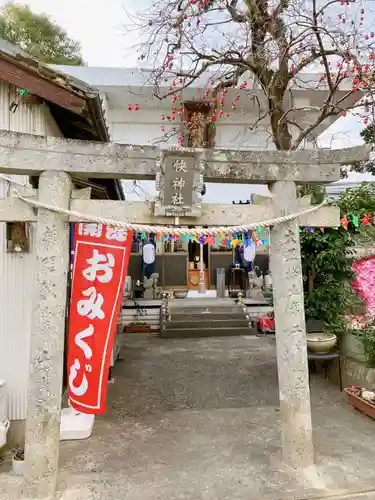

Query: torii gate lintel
<box><xmin>0</xmin><ymin>129</ymin><xmax>370</xmax><ymax>183</ymax></box>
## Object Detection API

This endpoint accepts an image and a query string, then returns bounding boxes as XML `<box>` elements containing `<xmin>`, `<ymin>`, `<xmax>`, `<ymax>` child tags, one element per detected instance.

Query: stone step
<box><xmin>166</xmin><ymin>318</ymin><xmax>250</xmax><ymax>329</ymax></box>
<box><xmin>169</xmin><ymin>298</ymin><xmax>235</xmax><ymax>306</ymax></box>
<box><xmin>160</xmin><ymin>326</ymin><xmax>255</xmax><ymax>339</ymax></box>
<box><xmin>168</xmin><ymin>311</ymin><xmax>247</xmax><ymax>321</ymax></box>
<box><xmin>168</xmin><ymin>306</ymin><xmax>244</xmax><ymax>314</ymax></box>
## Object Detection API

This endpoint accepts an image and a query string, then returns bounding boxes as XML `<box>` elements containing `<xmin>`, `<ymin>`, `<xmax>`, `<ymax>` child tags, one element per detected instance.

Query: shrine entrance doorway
<box><xmin>188</xmin><ymin>239</ymin><xmax>209</xmax><ymax>290</ymax></box>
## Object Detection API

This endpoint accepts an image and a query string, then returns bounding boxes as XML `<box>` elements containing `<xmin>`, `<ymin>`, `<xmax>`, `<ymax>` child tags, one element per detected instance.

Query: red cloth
<box><xmin>258</xmin><ymin>317</ymin><xmax>275</xmax><ymax>330</ymax></box>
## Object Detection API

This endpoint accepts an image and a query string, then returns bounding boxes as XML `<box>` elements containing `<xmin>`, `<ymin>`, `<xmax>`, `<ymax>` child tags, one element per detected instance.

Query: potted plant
<box><xmin>306</xmin><ymin>332</ymin><xmax>337</xmax><ymax>354</ymax></box>
<box><xmin>360</xmin><ymin>320</ymin><xmax>375</xmax><ymax>367</ymax></box>
<box><xmin>123</xmin><ymin>301</ymin><xmax>151</xmax><ymax>333</ymax></box>
<box><xmin>11</xmin><ymin>447</ymin><xmax>24</xmax><ymax>475</ymax></box>
<box><xmin>344</xmin><ymin>386</ymin><xmax>375</xmax><ymax>419</ymax></box>
<box><xmin>340</xmin><ymin>315</ymin><xmax>368</xmax><ymax>363</ymax></box>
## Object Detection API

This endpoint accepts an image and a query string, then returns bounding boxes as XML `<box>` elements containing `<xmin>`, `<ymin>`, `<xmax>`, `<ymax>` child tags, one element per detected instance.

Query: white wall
<box><xmin>109</xmin><ymin>106</ymin><xmax>272</xmax><ymax>201</ymax></box>
<box><xmin>0</xmin><ymin>80</ymin><xmax>63</xmax><ymax>420</ymax></box>
<box><xmin>109</xmin><ymin>107</ymin><xmax>273</xmax><ymax>149</ymax></box>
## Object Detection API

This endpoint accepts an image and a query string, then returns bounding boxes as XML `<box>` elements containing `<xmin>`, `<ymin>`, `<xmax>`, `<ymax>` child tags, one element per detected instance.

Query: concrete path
<box><xmin>1</xmin><ymin>334</ymin><xmax>375</xmax><ymax>499</ymax></box>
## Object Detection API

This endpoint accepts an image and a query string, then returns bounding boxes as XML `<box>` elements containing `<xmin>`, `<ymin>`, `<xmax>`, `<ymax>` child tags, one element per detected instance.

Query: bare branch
<box><xmin>124</xmin><ymin>0</ymin><xmax>375</xmax><ymax>152</ymax></box>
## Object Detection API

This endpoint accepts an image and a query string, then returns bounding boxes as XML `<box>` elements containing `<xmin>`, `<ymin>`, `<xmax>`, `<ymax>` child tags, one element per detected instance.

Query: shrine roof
<box><xmin>49</xmin><ymin>66</ymin><xmax>356</xmax><ymax>93</ymax></box>
<box><xmin>49</xmin><ymin>65</ymin><xmax>362</xmax><ymax>135</ymax></box>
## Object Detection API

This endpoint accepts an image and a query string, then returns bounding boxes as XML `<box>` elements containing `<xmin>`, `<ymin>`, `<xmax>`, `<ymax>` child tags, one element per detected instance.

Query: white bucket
<box><xmin>12</xmin><ymin>456</ymin><xmax>24</xmax><ymax>475</ymax></box>
<box><xmin>60</xmin><ymin>406</ymin><xmax>95</xmax><ymax>441</ymax></box>
<box><xmin>0</xmin><ymin>420</ymin><xmax>9</xmax><ymax>449</ymax></box>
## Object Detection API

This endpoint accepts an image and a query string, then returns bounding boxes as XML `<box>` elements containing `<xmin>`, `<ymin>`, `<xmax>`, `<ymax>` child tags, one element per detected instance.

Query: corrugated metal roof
<box><xmin>326</xmin><ymin>173</ymin><xmax>375</xmax><ymax>197</ymax></box>
<box><xmin>0</xmin><ymin>38</ymin><xmax>29</xmax><ymax>58</ymax></box>
<box><xmin>50</xmin><ymin>65</ymin><xmax>164</xmax><ymax>88</ymax></box>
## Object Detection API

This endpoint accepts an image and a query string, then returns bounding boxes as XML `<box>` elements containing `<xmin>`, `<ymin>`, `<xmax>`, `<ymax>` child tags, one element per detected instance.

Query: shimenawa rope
<box><xmin>15</xmin><ymin>190</ymin><xmax>327</xmax><ymax>237</ymax></box>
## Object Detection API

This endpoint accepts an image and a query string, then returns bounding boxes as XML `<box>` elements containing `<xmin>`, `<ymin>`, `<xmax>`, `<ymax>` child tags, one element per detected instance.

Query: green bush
<box><xmin>300</xmin><ymin>183</ymin><xmax>375</xmax><ymax>339</ymax></box>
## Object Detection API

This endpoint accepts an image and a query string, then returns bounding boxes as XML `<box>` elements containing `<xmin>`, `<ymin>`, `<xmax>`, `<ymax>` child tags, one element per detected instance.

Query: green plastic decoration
<box><xmin>350</xmin><ymin>214</ymin><xmax>359</xmax><ymax>228</ymax></box>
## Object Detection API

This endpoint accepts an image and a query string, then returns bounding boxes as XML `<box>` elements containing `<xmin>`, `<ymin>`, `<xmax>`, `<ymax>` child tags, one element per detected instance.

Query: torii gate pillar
<box><xmin>270</xmin><ymin>180</ymin><xmax>314</xmax><ymax>468</ymax></box>
<box><xmin>23</xmin><ymin>171</ymin><xmax>72</xmax><ymax>499</ymax></box>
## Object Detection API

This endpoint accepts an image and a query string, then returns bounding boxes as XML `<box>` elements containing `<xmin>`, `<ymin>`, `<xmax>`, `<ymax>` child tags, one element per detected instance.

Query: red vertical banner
<box><xmin>67</xmin><ymin>223</ymin><xmax>132</xmax><ymax>414</ymax></box>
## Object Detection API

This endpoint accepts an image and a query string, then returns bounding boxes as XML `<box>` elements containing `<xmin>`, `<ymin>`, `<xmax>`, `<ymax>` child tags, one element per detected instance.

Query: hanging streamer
<box><xmin>339</xmin><ymin>212</ymin><xmax>375</xmax><ymax>230</ymax></box>
<box><xmin>131</xmin><ymin>227</ymin><xmax>276</xmax><ymax>247</ymax></box>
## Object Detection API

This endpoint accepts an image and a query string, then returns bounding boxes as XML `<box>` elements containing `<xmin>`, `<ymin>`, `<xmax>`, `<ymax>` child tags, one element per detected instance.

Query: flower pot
<box><xmin>12</xmin><ymin>456</ymin><xmax>24</xmax><ymax>475</ymax></box>
<box><xmin>344</xmin><ymin>387</ymin><xmax>375</xmax><ymax>419</ymax></box>
<box><xmin>306</xmin><ymin>333</ymin><xmax>337</xmax><ymax>354</ymax></box>
<box><xmin>123</xmin><ymin>323</ymin><xmax>151</xmax><ymax>334</ymax></box>
<box><xmin>341</xmin><ymin>332</ymin><xmax>366</xmax><ymax>363</ymax></box>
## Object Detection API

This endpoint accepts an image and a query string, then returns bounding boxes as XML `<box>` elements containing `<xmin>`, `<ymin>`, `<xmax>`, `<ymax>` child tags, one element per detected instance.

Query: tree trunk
<box><xmin>269</xmin><ymin>104</ymin><xmax>292</xmax><ymax>150</ymax></box>
<box><xmin>308</xmin><ymin>267</ymin><xmax>316</xmax><ymax>295</ymax></box>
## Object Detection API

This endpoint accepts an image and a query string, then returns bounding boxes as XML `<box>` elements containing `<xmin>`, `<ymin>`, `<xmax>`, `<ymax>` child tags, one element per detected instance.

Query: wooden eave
<box><xmin>0</xmin><ymin>51</ymin><xmax>87</xmax><ymax>114</ymax></box>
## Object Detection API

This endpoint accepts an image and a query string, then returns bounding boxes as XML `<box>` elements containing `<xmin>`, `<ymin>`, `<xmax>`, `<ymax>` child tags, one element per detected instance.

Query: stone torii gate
<box><xmin>0</xmin><ymin>130</ymin><xmax>370</xmax><ymax>499</ymax></box>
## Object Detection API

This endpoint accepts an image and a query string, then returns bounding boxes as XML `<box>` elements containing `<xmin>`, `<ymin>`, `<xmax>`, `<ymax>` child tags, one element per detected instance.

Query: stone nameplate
<box><xmin>154</xmin><ymin>149</ymin><xmax>204</xmax><ymax>217</ymax></box>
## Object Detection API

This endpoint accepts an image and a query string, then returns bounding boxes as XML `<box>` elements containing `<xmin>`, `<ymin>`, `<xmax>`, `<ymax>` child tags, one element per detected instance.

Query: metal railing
<box><xmin>236</xmin><ymin>292</ymin><xmax>253</xmax><ymax>330</ymax></box>
<box><xmin>160</xmin><ymin>291</ymin><xmax>169</xmax><ymax>334</ymax></box>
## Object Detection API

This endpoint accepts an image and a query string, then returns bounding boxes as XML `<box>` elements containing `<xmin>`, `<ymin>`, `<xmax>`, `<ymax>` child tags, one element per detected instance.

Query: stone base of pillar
<box><xmin>279</xmin><ymin>399</ymin><xmax>314</xmax><ymax>469</ymax></box>
<box><xmin>269</xmin><ymin>452</ymin><xmax>328</xmax><ymax>490</ymax></box>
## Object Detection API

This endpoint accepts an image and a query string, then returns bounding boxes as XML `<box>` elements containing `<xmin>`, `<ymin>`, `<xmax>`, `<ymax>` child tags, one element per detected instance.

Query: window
<box><xmin>131</xmin><ymin>238</ymin><xmax>142</xmax><ymax>254</ymax></box>
<box><xmin>6</xmin><ymin>222</ymin><xmax>30</xmax><ymax>253</ymax></box>
<box><xmin>163</xmin><ymin>238</ymin><xmax>187</xmax><ymax>253</ymax></box>
<box><xmin>131</xmin><ymin>234</ymin><xmax>157</xmax><ymax>254</ymax></box>
<box><xmin>210</xmin><ymin>242</ymin><xmax>233</xmax><ymax>253</ymax></box>
<box><xmin>183</xmin><ymin>101</ymin><xmax>215</xmax><ymax>148</ymax></box>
